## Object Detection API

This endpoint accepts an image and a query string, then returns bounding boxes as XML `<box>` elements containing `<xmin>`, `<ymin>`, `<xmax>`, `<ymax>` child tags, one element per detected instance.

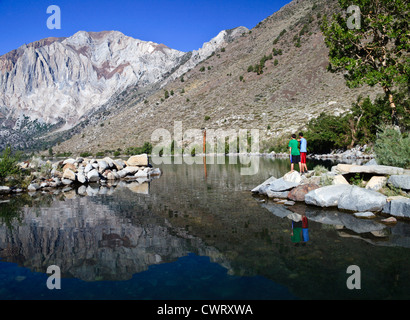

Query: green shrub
<box><xmin>374</xmin><ymin>126</ymin><xmax>410</xmax><ymax>168</ymax></box>
<box><xmin>199</xmin><ymin>66</ymin><xmax>205</xmax><ymax>72</ymax></box>
<box><xmin>204</xmin><ymin>115</ymin><xmax>210</xmax><ymax>121</ymax></box>
<box><xmin>313</xmin><ymin>165</ymin><xmax>328</xmax><ymax>176</ymax></box>
<box><xmin>125</xmin><ymin>142</ymin><xmax>153</xmax><ymax>155</ymax></box>
<box><xmin>80</xmin><ymin>152</ymin><xmax>92</xmax><ymax>157</ymax></box>
<box><xmin>95</xmin><ymin>151</ymin><xmax>105</xmax><ymax>157</ymax></box>
<box><xmin>113</xmin><ymin>151</ymin><xmax>121</xmax><ymax>157</ymax></box>
<box><xmin>304</xmin><ymin>96</ymin><xmax>395</xmax><ymax>154</ymax></box>
<box><xmin>0</xmin><ymin>147</ymin><xmax>21</xmax><ymax>182</ymax></box>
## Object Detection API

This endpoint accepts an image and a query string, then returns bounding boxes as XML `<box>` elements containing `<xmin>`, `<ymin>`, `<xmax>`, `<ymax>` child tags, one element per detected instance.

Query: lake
<box><xmin>0</xmin><ymin>156</ymin><xmax>409</xmax><ymax>300</ymax></box>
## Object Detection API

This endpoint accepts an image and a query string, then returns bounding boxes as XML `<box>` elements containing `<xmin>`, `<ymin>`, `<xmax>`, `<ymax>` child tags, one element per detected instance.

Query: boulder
<box><xmin>287</xmin><ymin>183</ymin><xmax>320</xmax><ymax>202</ymax></box>
<box><xmin>107</xmin><ymin>171</ymin><xmax>120</xmax><ymax>180</ymax></box>
<box><xmin>332</xmin><ymin>175</ymin><xmax>349</xmax><ymax>185</ymax></box>
<box><xmin>102</xmin><ymin>157</ymin><xmax>114</xmax><ymax>168</ymax></box>
<box><xmin>97</xmin><ymin>160</ymin><xmax>109</xmax><ymax>173</ymax></box>
<box><xmin>365</xmin><ymin>176</ymin><xmax>387</xmax><ymax>191</ymax></box>
<box><xmin>61</xmin><ymin>179</ymin><xmax>73</xmax><ymax>185</ymax></box>
<box><xmin>283</xmin><ymin>171</ymin><xmax>302</xmax><ymax>184</ymax></box>
<box><xmin>364</xmin><ymin>159</ymin><xmax>378</xmax><ymax>166</ymax></box>
<box><xmin>337</xmin><ymin>186</ymin><xmax>387</xmax><ymax>212</ymax></box>
<box><xmin>251</xmin><ymin>176</ymin><xmax>276</xmax><ymax>194</ymax></box>
<box><xmin>305</xmin><ymin>184</ymin><xmax>353</xmax><ymax>207</ymax></box>
<box><xmin>87</xmin><ymin>169</ymin><xmax>100</xmax><ymax>182</ymax></box>
<box><xmin>382</xmin><ymin>198</ymin><xmax>410</xmax><ymax>218</ymax></box>
<box><xmin>116</xmin><ymin>169</ymin><xmax>128</xmax><ymax>179</ymax></box>
<box><xmin>62</xmin><ymin>158</ymin><xmax>76</xmax><ymax>165</ymax></box>
<box><xmin>123</xmin><ymin>166</ymin><xmax>140</xmax><ymax>175</ymax></box>
<box><xmin>0</xmin><ymin>186</ymin><xmax>11</xmax><ymax>194</ymax></box>
<box><xmin>388</xmin><ymin>175</ymin><xmax>410</xmax><ymax>191</ymax></box>
<box><xmin>127</xmin><ymin>154</ymin><xmax>149</xmax><ymax>166</ymax></box>
<box><xmin>113</xmin><ymin>159</ymin><xmax>125</xmax><ymax>170</ymax></box>
<box><xmin>63</xmin><ymin>163</ymin><xmax>77</xmax><ymax>172</ymax></box>
<box><xmin>84</xmin><ymin>163</ymin><xmax>93</xmax><ymax>173</ymax></box>
<box><xmin>265</xmin><ymin>178</ymin><xmax>299</xmax><ymax>193</ymax></box>
<box><xmin>27</xmin><ymin>183</ymin><xmax>40</xmax><ymax>191</ymax></box>
<box><xmin>62</xmin><ymin>168</ymin><xmax>76</xmax><ymax>181</ymax></box>
<box><xmin>77</xmin><ymin>171</ymin><xmax>87</xmax><ymax>184</ymax></box>
<box><xmin>335</xmin><ymin>164</ymin><xmax>404</xmax><ymax>175</ymax></box>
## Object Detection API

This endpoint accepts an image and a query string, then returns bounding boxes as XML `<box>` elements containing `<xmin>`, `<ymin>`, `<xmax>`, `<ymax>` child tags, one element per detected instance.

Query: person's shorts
<box><xmin>300</xmin><ymin>152</ymin><xmax>307</xmax><ymax>164</ymax></box>
<box><xmin>291</xmin><ymin>155</ymin><xmax>300</xmax><ymax>163</ymax></box>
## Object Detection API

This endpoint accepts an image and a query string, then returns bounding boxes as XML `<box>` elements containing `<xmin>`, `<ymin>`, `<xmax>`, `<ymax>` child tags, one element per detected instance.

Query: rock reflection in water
<box><xmin>0</xmin><ymin>184</ymin><xmax>227</xmax><ymax>282</ymax></box>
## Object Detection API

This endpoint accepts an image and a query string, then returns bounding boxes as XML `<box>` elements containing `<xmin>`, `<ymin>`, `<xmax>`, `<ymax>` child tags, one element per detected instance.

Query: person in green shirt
<box><xmin>288</xmin><ymin>134</ymin><xmax>302</xmax><ymax>173</ymax></box>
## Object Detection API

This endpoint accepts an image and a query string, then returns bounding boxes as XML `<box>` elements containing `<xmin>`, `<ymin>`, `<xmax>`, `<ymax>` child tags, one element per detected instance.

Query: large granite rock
<box><xmin>337</xmin><ymin>186</ymin><xmax>387</xmax><ymax>212</ymax></box>
<box><xmin>265</xmin><ymin>178</ymin><xmax>299</xmax><ymax>193</ymax></box>
<box><xmin>382</xmin><ymin>198</ymin><xmax>410</xmax><ymax>218</ymax></box>
<box><xmin>388</xmin><ymin>175</ymin><xmax>410</xmax><ymax>191</ymax></box>
<box><xmin>305</xmin><ymin>185</ymin><xmax>353</xmax><ymax>207</ymax></box>
<box><xmin>87</xmin><ymin>169</ymin><xmax>101</xmax><ymax>182</ymax></box>
<box><xmin>365</xmin><ymin>176</ymin><xmax>387</xmax><ymax>191</ymax></box>
<box><xmin>127</xmin><ymin>154</ymin><xmax>149</xmax><ymax>166</ymax></box>
<box><xmin>335</xmin><ymin>164</ymin><xmax>404</xmax><ymax>175</ymax></box>
<box><xmin>283</xmin><ymin>171</ymin><xmax>302</xmax><ymax>184</ymax></box>
<box><xmin>62</xmin><ymin>168</ymin><xmax>76</xmax><ymax>181</ymax></box>
<box><xmin>251</xmin><ymin>176</ymin><xmax>277</xmax><ymax>194</ymax></box>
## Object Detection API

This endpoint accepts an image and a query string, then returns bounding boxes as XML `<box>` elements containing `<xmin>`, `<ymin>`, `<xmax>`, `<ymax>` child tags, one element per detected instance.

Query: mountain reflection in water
<box><xmin>0</xmin><ymin>156</ymin><xmax>409</xmax><ymax>300</ymax></box>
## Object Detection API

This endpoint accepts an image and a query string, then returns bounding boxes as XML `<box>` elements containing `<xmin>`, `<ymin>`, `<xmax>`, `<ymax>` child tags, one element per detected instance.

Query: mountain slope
<box><xmin>52</xmin><ymin>0</ymin><xmax>383</xmax><ymax>156</ymax></box>
<box><xmin>0</xmin><ymin>27</ymin><xmax>247</xmax><ymax>150</ymax></box>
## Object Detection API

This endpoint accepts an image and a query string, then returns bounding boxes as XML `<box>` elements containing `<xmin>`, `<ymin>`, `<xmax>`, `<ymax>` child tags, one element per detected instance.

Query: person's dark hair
<box><xmin>299</xmin><ymin>132</ymin><xmax>303</xmax><ymax>137</ymax></box>
<box><xmin>291</xmin><ymin>134</ymin><xmax>296</xmax><ymax>139</ymax></box>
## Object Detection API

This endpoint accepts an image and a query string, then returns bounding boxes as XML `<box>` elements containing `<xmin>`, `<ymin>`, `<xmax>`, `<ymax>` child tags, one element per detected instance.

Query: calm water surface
<box><xmin>0</xmin><ymin>156</ymin><xmax>409</xmax><ymax>300</ymax></box>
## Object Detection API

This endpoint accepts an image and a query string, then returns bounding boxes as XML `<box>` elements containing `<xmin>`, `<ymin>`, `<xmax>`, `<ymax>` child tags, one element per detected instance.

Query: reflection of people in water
<box><xmin>288</xmin><ymin>212</ymin><xmax>309</xmax><ymax>246</ymax></box>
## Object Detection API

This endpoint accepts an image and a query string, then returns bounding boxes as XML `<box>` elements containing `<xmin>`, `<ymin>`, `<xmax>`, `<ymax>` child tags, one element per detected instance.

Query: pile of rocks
<box><xmin>309</xmin><ymin>145</ymin><xmax>374</xmax><ymax>162</ymax></box>
<box><xmin>3</xmin><ymin>154</ymin><xmax>161</xmax><ymax>194</ymax></box>
<box><xmin>268</xmin><ymin>145</ymin><xmax>374</xmax><ymax>163</ymax></box>
<box><xmin>252</xmin><ymin>163</ymin><xmax>410</xmax><ymax>220</ymax></box>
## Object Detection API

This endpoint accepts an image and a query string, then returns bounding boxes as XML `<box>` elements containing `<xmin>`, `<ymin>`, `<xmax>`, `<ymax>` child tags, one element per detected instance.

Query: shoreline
<box><xmin>0</xmin><ymin>154</ymin><xmax>161</xmax><ymax>196</ymax></box>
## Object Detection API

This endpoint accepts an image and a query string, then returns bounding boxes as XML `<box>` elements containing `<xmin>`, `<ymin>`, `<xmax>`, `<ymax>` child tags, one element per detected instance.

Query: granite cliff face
<box><xmin>0</xmin><ymin>28</ymin><xmax>247</xmax><ymax>150</ymax></box>
<box><xmin>0</xmin><ymin>31</ymin><xmax>185</xmax><ymax>127</ymax></box>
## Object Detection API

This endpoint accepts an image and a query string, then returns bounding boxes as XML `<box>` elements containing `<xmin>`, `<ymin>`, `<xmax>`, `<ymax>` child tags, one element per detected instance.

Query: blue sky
<box><xmin>0</xmin><ymin>0</ymin><xmax>291</xmax><ymax>55</ymax></box>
